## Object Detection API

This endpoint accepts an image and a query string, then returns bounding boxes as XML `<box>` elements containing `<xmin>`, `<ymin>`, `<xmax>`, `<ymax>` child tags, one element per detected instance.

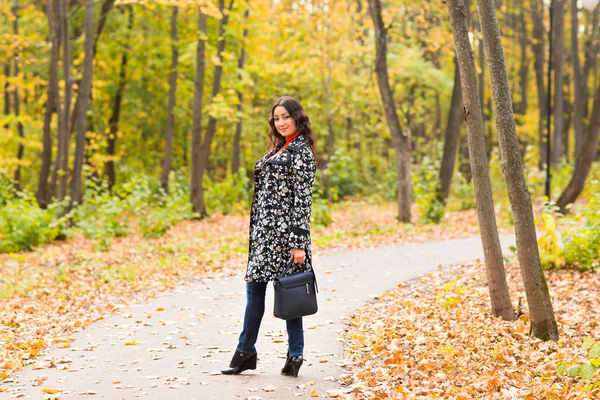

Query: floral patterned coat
<box><xmin>244</xmin><ymin>134</ymin><xmax>316</xmax><ymax>282</ymax></box>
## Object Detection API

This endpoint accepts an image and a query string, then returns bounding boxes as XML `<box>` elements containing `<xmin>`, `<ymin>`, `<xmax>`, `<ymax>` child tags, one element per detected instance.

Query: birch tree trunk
<box><xmin>476</xmin><ymin>0</ymin><xmax>559</xmax><ymax>340</ymax></box>
<box><xmin>69</xmin><ymin>0</ymin><xmax>94</xmax><ymax>206</ymax></box>
<box><xmin>445</xmin><ymin>0</ymin><xmax>515</xmax><ymax>321</ymax></box>
<box><xmin>368</xmin><ymin>0</ymin><xmax>411</xmax><ymax>223</ymax></box>
<box><xmin>161</xmin><ymin>6</ymin><xmax>178</xmax><ymax>193</ymax></box>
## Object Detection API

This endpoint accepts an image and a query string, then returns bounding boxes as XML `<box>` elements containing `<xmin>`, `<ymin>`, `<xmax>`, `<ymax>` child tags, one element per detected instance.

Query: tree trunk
<box><xmin>368</xmin><ymin>0</ymin><xmax>411</xmax><ymax>223</ymax></box>
<box><xmin>12</xmin><ymin>0</ymin><xmax>25</xmax><ymax>191</ymax></box>
<box><xmin>517</xmin><ymin>6</ymin><xmax>528</xmax><ymax>115</ymax></box>
<box><xmin>195</xmin><ymin>0</ymin><xmax>235</xmax><ymax>217</ymax></box>
<box><xmin>190</xmin><ymin>10</ymin><xmax>207</xmax><ymax>215</ymax></box>
<box><xmin>439</xmin><ymin>58</ymin><xmax>463</xmax><ymax>199</ymax></box>
<box><xmin>562</xmin><ymin>72</ymin><xmax>572</xmax><ymax>160</ymax></box>
<box><xmin>551</xmin><ymin>0</ymin><xmax>565</xmax><ymax>165</ymax></box>
<box><xmin>445</xmin><ymin>0</ymin><xmax>515</xmax><ymax>321</ymax></box>
<box><xmin>52</xmin><ymin>0</ymin><xmax>71</xmax><ymax>202</ymax></box>
<box><xmin>161</xmin><ymin>6</ymin><xmax>178</xmax><ymax>193</ymax></box>
<box><xmin>69</xmin><ymin>0</ymin><xmax>94</xmax><ymax>206</ymax></box>
<box><xmin>104</xmin><ymin>5</ymin><xmax>132</xmax><ymax>190</ymax></box>
<box><xmin>556</xmin><ymin>84</ymin><xmax>600</xmax><ymax>210</ymax></box>
<box><xmin>532</xmin><ymin>0</ymin><xmax>547</xmax><ymax>169</ymax></box>
<box><xmin>69</xmin><ymin>0</ymin><xmax>115</xmax><ymax>136</ymax></box>
<box><xmin>571</xmin><ymin>0</ymin><xmax>584</xmax><ymax>159</ymax></box>
<box><xmin>477</xmin><ymin>0</ymin><xmax>559</xmax><ymax>340</ymax></box>
<box><xmin>3</xmin><ymin>64</ymin><xmax>9</xmax><ymax>126</ymax></box>
<box><xmin>38</xmin><ymin>0</ymin><xmax>60</xmax><ymax>208</ymax></box>
<box><xmin>582</xmin><ymin>7</ymin><xmax>599</xmax><ymax>119</ymax></box>
<box><xmin>232</xmin><ymin>8</ymin><xmax>249</xmax><ymax>175</ymax></box>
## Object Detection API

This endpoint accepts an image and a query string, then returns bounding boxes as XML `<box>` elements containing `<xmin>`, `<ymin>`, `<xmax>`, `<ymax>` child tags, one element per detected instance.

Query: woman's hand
<box><xmin>290</xmin><ymin>248</ymin><xmax>306</xmax><ymax>264</ymax></box>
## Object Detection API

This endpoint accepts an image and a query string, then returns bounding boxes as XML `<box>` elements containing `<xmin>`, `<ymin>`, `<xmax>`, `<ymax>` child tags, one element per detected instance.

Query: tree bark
<box><xmin>551</xmin><ymin>0</ymin><xmax>566</xmax><ymax>165</ymax></box>
<box><xmin>477</xmin><ymin>0</ymin><xmax>559</xmax><ymax>340</ymax></box>
<box><xmin>368</xmin><ymin>0</ymin><xmax>411</xmax><ymax>223</ymax></box>
<box><xmin>582</xmin><ymin>7</ymin><xmax>599</xmax><ymax>119</ymax></box>
<box><xmin>161</xmin><ymin>6</ymin><xmax>178</xmax><ymax>193</ymax></box>
<box><xmin>104</xmin><ymin>5</ymin><xmax>132</xmax><ymax>190</ymax></box>
<box><xmin>571</xmin><ymin>0</ymin><xmax>584</xmax><ymax>159</ymax></box>
<box><xmin>69</xmin><ymin>0</ymin><xmax>94</xmax><ymax>206</ymax></box>
<box><xmin>517</xmin><ymin>6</ymin><xmax>528</xmax><ymax>115</ymax></box>
<box><xmin>556</xmin><ymin>83</ymin><xmax>600</xmax><ymax>210</ymax></box>
<box><xmin>194</xmin><ymin>0</ymin><xmax>234</xmax><ymax>217</ymax></box>
<box><xmin>38</xmin><ymin>0</ymin><xmax>60</xmax><ymax>208</ymax></box>
<box><xmin>190</xmin><ymin>10</ymin><xmax>207</xmax><ymax>215</ymax></box>
<box><xmin>52</xmin><ymin>0</ymin><xmax>72</xmax><ymax>202</ymax></box>
<box><xmin>69</xmin><ymin>0</ymin><xmax>115</xmax><ymax>136</ymax></box>
<box><xmin>439</xmin><ymin>58</ymin><xmax>463</xmax><ymax>199</ymax></box>
<box><xmin>12</xmin><ymin>0</ymin><xmax>25</xmax><ymax>191</ymax></box>
<box><xmin>445</xmin><ymin>0</ymin><xmax>515</xmax><ymax>321</ymax></box>
<box><xmin>3</xmin><ymin>64</ymin><xmax>9</xmax><ymax>127</ymax></box>
<box><xmin>232</xmin><ymin>8</ymin><xmax>249</xmax><ymax>175</ymax></box>
<box><xmin>531</xmin><ymin>0</ymin><xmax>547</xmax><ymax>169</ymax></box>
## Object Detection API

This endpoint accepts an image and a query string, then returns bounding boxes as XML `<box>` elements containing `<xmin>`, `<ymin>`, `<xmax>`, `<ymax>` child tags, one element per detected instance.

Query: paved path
<box><xmin>1</xmin><ymin>235</ymin><xmax>515</xmax><ymax>400</ymax></box>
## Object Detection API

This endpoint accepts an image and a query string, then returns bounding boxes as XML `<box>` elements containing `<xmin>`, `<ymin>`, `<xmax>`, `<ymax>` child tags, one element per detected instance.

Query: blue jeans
<box><xmin>236</xmin><ymin>281</ymin><xmax>304</xmax><ymax>358</ymax></box>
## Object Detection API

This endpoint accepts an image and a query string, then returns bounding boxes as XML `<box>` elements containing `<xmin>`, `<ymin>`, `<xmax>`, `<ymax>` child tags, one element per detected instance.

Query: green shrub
<box><xmin>412</xmin><ymin>156</ymin><xmax>445</xmax><ymax>224</ymax></box>
<box><xmin>448</xmin><ymin>172</ymin><xmax>477</xmax><ymax>211</ymax></box>
<box><xmin>311</xmin><ymin>197</ymin><xmax>333</xmax><ymax>228</ymax></box>
<box><xmin>138</xmin><ymin>173</ymin><xmax>198</xmax><ymax>238</ymax></box>
<box><xmin>0</xmin><ymin>180</ymin><xmax>67</xmax><ymax>253</ymax></box>
<box><xmin>557</xmin><ymin>338</ymin><xmax>600</xmax><ymax>389</ymax></box>
<box><xmin>204</xmin><ymin>168</ymin><xmax>250</xmax><ymax>215</ymax></box>
<box><xmin>562</xmin><ymin>193</ymin><xmax>600</xmax><ymax>271</ymax></box>
<box><xmin>322</xmin><ymin>148</ymin><xmax>361</xmax><ymax>201</ymax></box>
<box><xmin>539</xmin><ymin>194</ymin><xmax>600</xmax><ymax>271</ymax></box>
<box><xmin>67</xmin><ymin>177</ymin><xmax>130</xmax><ymax>251</ymax></box>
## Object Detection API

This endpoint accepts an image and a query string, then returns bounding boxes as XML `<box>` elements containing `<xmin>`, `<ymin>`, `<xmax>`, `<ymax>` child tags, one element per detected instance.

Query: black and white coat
<box><xmin>245</xmin><ymin>134</ymin><xmax>316</xmax><ymax>282</ymax></box>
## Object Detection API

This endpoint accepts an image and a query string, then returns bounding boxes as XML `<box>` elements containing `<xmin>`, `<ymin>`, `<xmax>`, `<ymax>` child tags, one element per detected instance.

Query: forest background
<box><xmin>1</xmin><ymin>0</ymin><xmax>600</xmax><ymax>396</ymax></box>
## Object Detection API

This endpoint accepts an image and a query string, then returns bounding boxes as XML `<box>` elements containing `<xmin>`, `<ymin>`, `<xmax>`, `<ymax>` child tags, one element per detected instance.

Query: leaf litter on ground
<box><xmin>340</xmin><ymin>258</ymin><xmax>600</xmax><ymax>399</ymax></box>
<box><xmin>0</xmin><ymin>200</ymin><xmax>510</xmax><ymax>381</ymax></box>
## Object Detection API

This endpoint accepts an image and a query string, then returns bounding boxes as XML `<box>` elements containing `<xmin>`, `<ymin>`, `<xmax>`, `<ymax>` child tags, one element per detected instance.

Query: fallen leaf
<box><xmin>41</xmin><ymin>388</ymin><xmax>62</xmax><ymax>394</ymax></box>
<box><xmin>310</xmin><ymin>389</ymin><xmax>318</xmax><ymax>397</ymax></box>
<box><xmin>262</xmin><ymin>384</ymin><xmax>277</xmax><ymax>392</ymax></box>
<box><xmin>124</xmin><ymin>340</ymin><xmax>140</xmax><ymax>346</ymax></box>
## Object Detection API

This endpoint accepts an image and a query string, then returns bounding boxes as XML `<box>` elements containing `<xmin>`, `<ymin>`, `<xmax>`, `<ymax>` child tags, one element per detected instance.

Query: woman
<box><xmin>221</xmin><ymin>96</ymin><xmax>317</xmax><ymax>378</ymax></box>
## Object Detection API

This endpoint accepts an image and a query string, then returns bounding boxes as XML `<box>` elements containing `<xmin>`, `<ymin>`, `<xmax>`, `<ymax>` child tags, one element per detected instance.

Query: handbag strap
<box><xmin>280</xmin><ymin>260</ymin><xmax>319</xmax><ymax>293</ymax></box>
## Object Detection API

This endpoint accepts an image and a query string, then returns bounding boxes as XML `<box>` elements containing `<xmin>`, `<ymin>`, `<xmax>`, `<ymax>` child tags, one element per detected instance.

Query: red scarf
<box><xmin>276</xmin><ymin>130</ymin><xmax>300</xmax><ymax>154</ymax></box>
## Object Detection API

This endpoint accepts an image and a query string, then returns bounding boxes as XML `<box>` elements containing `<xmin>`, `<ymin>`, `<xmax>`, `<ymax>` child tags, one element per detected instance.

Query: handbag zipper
<box><xmin>306</xmin><ymin>283</ymin><xmax>309</xmax><ymax>294</ymax></box>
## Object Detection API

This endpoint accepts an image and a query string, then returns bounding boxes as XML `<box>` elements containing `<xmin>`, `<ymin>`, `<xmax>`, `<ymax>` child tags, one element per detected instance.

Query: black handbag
<box><xmin>273</xmin><ymin>260</ymin><xmax>318</xmax><ymax>320</ymax></box>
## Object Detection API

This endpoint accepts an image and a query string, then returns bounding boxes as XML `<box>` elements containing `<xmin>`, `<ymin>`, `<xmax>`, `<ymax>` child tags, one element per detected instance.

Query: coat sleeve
<box><xmin>288</xmin><ymin>146</ymin><xmax>316</xmax><ymax>249</ymax></box>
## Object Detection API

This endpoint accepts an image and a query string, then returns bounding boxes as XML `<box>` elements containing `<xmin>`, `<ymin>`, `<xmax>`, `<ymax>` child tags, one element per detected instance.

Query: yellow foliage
<box><xmin>537</xmin><ymin>213</ymin><xmax>565</xmax><ymax>269</ymax></box>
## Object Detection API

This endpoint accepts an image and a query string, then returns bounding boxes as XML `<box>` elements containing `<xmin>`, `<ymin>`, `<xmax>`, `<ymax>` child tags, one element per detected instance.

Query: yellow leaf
<box><xmin>42</xmin><ymin>388</ymin><xmax>62</xmax><ymax>394</ymax></box>
<box><xmin>319</xmin><ymin>359</ymin><xmax>328</xmax><ymax>363</ymax></box>
<box><xmin>124</xmin><ymin>340</ymin><xmax>140</xmax><ymax>346</ymax></box>
<box><xmin>310</xmin><ymin>389</ymin><xmax>318</xmax><ymax>397</ymax></box>
<box><xmin>156</xmin><ymin>307</ymin><xmax>164</xmax><ymax>311</ymax></box>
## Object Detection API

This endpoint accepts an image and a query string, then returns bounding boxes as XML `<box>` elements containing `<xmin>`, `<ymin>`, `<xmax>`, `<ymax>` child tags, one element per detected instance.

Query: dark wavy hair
<box><xmin>267</xmin><ymin>96</ymin><xmax>316</xmax><ymax>157</ymax></box>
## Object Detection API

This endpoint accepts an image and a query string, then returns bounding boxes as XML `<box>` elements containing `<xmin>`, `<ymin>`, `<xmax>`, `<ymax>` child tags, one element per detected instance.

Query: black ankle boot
<box><xmin>221</xmin><ymin>350</ymin><xmax>257</xmax><ymax>375</ymax></box>
<box><xmin>281</xmin><ymin>354</ymin><xmax>303</xmax><ymax>377</ymax></box>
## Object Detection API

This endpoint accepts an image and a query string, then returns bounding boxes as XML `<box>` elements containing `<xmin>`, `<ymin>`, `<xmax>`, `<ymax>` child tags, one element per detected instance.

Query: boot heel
<box><xmin>221</xmin><ymin>351</ymin><xmax>257</xmax><ymax>375</ymax></box>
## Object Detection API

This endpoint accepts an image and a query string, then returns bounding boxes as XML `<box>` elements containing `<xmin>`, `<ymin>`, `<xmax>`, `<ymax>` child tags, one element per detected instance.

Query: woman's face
<box><xmin>273</xmin><ymin>105</ymin><xmax>297</xmax><ymax>137</ymax></box>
